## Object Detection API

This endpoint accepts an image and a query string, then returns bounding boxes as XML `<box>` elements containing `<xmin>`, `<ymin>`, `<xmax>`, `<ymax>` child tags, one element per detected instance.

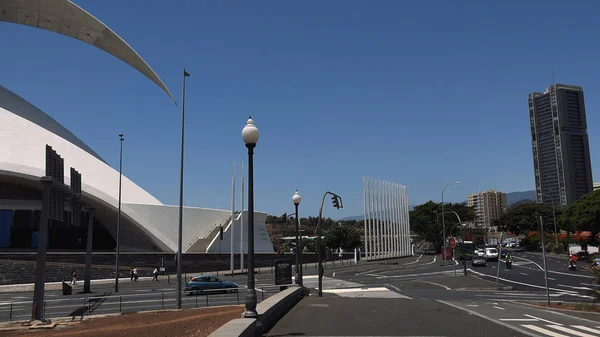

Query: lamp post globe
<box><xmin>242</xmin><ymin>116</ymin><xmax>259</xmax><ymax>145</ymax></box>
<box><xmin>242</xmin><ymin>116</ymin><xmax>260</xmax><ymax>324</ymax></box>
<box><xmin>292</xmin><ymin>190</ymin><xmax>301</xmax><ymax>206</ymax></box>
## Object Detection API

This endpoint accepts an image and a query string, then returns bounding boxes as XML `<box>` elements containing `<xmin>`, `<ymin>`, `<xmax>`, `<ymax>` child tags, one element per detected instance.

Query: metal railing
<box><xmin>0</xmin><ymin>284</ymin><xmax>293</xmax><ymax>322</ymax></box>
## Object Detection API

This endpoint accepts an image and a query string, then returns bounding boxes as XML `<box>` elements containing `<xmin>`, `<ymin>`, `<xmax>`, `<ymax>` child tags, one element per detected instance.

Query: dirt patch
<box><xmin>0</xmin><ymin>305</ymin><xmax>244</xmax><ymax>337</ymax></box>
<box><xmin>522</xmin><ymin>302</ymin><xmax>600</xmax><ymax>313</ymax></box>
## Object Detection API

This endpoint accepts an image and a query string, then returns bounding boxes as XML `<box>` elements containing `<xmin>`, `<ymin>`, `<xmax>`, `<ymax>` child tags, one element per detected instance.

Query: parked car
<box><xmin>185</xmin><ymin>275</ymin><xmax>238</xmax><ymax>295</ymax></box>
<box><xmin>485</xmin><ymin>248</ymin><xmax>499</xmax><ymax>261</ymax></box>
<box><xmin>471</xmin><ymin>256</ymin><xmax>487</xmax><ymax>267</ymax></box>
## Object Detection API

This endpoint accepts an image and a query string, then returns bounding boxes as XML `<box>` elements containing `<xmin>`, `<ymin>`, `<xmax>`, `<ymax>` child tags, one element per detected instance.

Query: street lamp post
<box><xmin>242</xmin><ymin>117</ymin><xmax>260</xmax><ymax>323</ymax></box>
<box><xmin>446</xmin><ymin>211</ymin><xmax>467</xmax><ymax>276</ymax></box>
<box><xmin>292</xmin><ymin>190</ymin><xmax>303</xmax><ymax>287</ymax></box>
<box><xmin>176</xmin><ymin>69</ymin><xmax>190</xmax><ymax>310</ymax></box>
<box><xmin>538</xmin><ymin>193</ymin><xmax>558</xmax><ymax>251</ymax></box>
<box><xmin>115</xmin><ymin>134</ymin><xmax>124</xmax><ymax>293</ymax></box>
<box><xmin>441</xmin><ymin>182</ymin><xmax>460</xmax><ymax>264</ymax></box>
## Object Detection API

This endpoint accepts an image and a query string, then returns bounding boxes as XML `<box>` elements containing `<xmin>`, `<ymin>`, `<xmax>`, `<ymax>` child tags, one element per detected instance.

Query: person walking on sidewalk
<box><xmin>70</xmin><ymin>269</ymin><xmax>77</xmax><ymax>285</ymax></box>
<box><xmin>130</xmin><ymin>267</ymin><xmax>134</xmax><ymax>281</ymax></box>
<box><xmin>133</xmin><ymin>267</ymin><xmax>138</xmax><ymax>281</ymax></box>
<box><xmin>153</xmin><ymin>267</ymin><xmax>159</xmax><ymax>281</ymax></box>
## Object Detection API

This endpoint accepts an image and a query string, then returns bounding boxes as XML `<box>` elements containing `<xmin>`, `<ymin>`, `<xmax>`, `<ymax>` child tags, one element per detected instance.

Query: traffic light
<box><xmin>331</xmin><ymin>195</ymin><xmax>340</xmax><ymax>209</ymax></box>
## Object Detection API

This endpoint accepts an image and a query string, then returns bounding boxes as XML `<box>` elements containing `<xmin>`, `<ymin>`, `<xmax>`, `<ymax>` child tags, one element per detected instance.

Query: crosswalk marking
<box><xmin>522</xmin><ymin>325</ymin><xmax>568</xmax><ymax>337</ymax></box>
<box><xmin>571</xmin><ymin>326</ymin><xmax>600</xmax><ymax>335</ymax></box>
<box><xmin>546</xmin><ymin>325</ymin><xmax>597</xmax><ymax>337</ymax></box>
<box><xmin>523</xmin><ymin>314</ymin><xmax>562</xmax><ymax>325</ymax></box>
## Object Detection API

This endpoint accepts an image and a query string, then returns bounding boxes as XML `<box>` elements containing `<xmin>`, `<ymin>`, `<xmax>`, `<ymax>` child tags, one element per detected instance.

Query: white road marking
<box><xmin>520</xmin><ymin>272</ymin><xmax>528</xmax><ymax>275</ymax></box>
<box><xmin>415</xmin><ymin>280</ymin><xmax>451</xmax><ymax>290</ymax></box>
<box><xmin>582</xmin><ymin>283</ymin><xmax>600</xmax><ymax>287</ymax></box>
<box><xmin>465</xmin><ymin>304</ymin><xmax>479</xmax><ymax>307</ymax></box>
<box><xmin>437</xmin><ymin>300</ymin><xmax>542</xmax><ymax>337</ymax></box>
<box><xmin>367</xmin><ymin>274</ymin><xmax>386</xmax><ymax>278</ymax></box>
<box><xmin>571</xmin><ymin>326</ymin><xmax>600</xmax><ymax>335</ymax></box>
<box><xmin>521</xmin><ymin>325</ymin><xmax>568</xmax><ymax>337</ymax></box>
<box><xmin>523</xmin><ymin>314</ymin><xmax>562</xmax><ymax>325</ymax></box>
<box><xmin>421</xmin><ymin>256</ymin><xmax>437</xmax><ymax>265</ymax></box>
<box><xmin>548</xmin><ymin>278</ymin><xmax>555</xmax><ymax>280</ymax></box>
<box><xmin>467</xmin><ymin>269</ymin><xmax>594</xmax><ymax>298</ymax></box>
<box><xmin>499</xmin><ymin>318</ymin><xmax>537</xmax><ymax>322</ymax></box>
<box><xmin>557</xmin><ymin>284</ymin><xmax>592</xmax><ymax>291</ymax></box>
<box><xmin>402</xmin><ymin>253</ymin><xmax>424</xmax><ymax>265</ymax></box>
<box><xmin>493</xmin><ymin>306</ymin><xmax>505</xmax><ymax>310</ymax></box>
<box><xmin>547</xmin><ymin>325</ymin><xmax>596</xmax><ymax>337</ymax></box>
<box><xmin>384</xmin><ymin>284</ymin><xmax>402</xmax><ymax>292</ymax></box>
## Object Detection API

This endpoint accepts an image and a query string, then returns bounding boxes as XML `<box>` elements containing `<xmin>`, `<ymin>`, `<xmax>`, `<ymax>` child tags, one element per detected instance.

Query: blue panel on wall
<box><xmin>0</xmin><ymin>210</ymin><xmax>12</xmax><ymax>248</ymax></box>
<box><xmin>31</xmin><ymin>232</ymin><xmax>49</xmax><ymax>249</ymax></box>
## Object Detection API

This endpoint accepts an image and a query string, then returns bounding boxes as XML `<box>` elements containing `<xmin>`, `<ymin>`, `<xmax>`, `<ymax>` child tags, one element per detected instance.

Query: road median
<box><xmin>209</xmin><ymin>286</ymin><xmax>308</xmax><ymax>337</ymax></box>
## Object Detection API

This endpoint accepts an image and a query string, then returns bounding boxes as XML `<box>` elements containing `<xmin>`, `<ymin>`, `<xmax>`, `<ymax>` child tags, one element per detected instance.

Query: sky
<box><xmin>2</xmin><ymin>0</ymin><xmax>600</xmax><ymax>219</ymax></box>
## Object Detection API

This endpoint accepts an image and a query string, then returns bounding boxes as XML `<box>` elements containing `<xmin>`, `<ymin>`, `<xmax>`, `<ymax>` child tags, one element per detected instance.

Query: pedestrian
<box><xmin>133</xmin><ymin>267</ymin><xmax>138</xmax><ymax>281</ymax></box>
<box><xmin>153</xmin><ymin>267</ymin><xmax>159</xmax><ymax>281</ymax></box>
<box><xmin>130</xmin><ymin>267</ymin><xmax>134</xmax><ymax>281</ymax></box>
<box><xmin>70</xmin><ymin>269</ymin><xmax>77</xmax><ymax>285</ymax></box>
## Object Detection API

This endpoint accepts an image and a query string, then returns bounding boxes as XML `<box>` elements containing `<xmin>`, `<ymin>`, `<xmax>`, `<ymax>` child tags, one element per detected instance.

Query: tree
<box><xmin>324</xmin><ymin>226</ymin><xmax>362</xmax><ymax>250</ymax></box>
<box><xmin>494</xmin><ymin>203</ymin><xmax>558</xmax><ymax>235</ymax></box>
<box><xmin>558</xmin><ymin>190</ymin><xmax>600</xmax><ymax>237</ymax></box>
<box><xmin>409</xmin><ymin>201</ymin><xmax>475</xmax><ymax>253</ymax></box>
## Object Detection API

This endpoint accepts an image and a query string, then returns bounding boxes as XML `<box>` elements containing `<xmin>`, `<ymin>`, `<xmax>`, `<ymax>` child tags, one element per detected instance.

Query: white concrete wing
<box><xmin>0</xmin><ymin>0</ymin><xmax>175</xmax><ymax>102</ymax></box>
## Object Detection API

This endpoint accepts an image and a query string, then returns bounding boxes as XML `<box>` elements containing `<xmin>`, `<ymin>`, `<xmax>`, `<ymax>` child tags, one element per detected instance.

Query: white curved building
<box><xmin>0</xmin><ymin>85</ymin><xmax>274</xmax><ymax>253</ymax></box>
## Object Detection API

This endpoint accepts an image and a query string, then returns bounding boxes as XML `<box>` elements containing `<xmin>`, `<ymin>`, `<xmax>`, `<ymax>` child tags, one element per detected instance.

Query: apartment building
<box><xmin>467</xmin><ymin>190</ymin><xmax>507</xmax><ymax>230</ymax></box>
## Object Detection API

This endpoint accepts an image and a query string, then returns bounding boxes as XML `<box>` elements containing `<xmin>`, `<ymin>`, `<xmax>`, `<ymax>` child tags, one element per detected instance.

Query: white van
<box><xmin>485</xmin><ymin>248</ymin><xmax>499</xmax><ymax>261</ymax></box>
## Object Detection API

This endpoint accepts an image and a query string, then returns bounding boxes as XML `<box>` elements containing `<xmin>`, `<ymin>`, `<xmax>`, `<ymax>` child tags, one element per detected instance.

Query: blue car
<box><xmin>185</xmin><ymin>275</ymin><xmax>238</xmax><ymax>295</ymax></box>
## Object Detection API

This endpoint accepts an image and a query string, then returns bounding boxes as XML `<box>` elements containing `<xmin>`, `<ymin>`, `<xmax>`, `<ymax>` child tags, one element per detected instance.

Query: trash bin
<box><xmin>62</xmin><ymin>281</ymin><xmax>72</xmax><ymax>295</ymax></box>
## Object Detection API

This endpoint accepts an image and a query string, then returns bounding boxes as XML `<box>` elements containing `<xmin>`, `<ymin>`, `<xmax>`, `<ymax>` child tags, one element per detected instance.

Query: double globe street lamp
<box><xmin>292</xmin><ymin>190</ymin><xmax>303</xmax><ymax>286</ymax></box>
<box><xmin>241</xmin><ymin>117</ymin><xmax>260</xmax><ymax>324</ymax></box>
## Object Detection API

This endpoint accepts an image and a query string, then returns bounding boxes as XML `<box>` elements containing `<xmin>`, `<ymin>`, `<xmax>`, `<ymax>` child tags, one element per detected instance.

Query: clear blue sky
<box><xmin>2</xmin><ymin>0</ymin><xmax>600</xmax><ymax>219</ymax></box>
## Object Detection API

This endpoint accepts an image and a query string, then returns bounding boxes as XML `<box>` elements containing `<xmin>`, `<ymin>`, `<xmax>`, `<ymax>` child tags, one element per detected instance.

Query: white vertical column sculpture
<box><xmin>396</xmin><ymin>184</ymin><xmax>402</xmax><ymax>256</ymax></box>
<box><xmin>403</xmin><ymin>185</ymin><xmax>408</xmax><ymax>255</ymax></box>
<box><xmin>362</xmin><ymin>177</ymin><xmax>369</xmax><ymax>260</ymax></box>
<box><xmin>393</xmin><ymin>183</ymin><xmax>399</xmax><ymax>257</ymax></box>
<box><xmin>370</xmin><ymin>178</ymin><xmax>376</xmax><ymax>258</ymax></box>
<box><xmin>386</xmin><ymin>182</ymin><xmax>396</xmax><ymax>257</ymax></box>
<box><xmin>368</xmin><ymin>178</ymin><xmax>373</xmax><ymax>259</ymax></box>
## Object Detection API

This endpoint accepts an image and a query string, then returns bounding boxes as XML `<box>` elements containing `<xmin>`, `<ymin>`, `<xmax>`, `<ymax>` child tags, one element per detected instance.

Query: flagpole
<box><xmin>230</xmin><ymin>161</ymin><xmax>236</xmax><ymax>274</ymax></box>
<box><xmin>240</xmin><ymin>161</ymin><xmax>245</xmax><ymax>271</ymax></box>
<box><xmin>176</xmin><ymin>68</ymin><xmax>190</xmax><ymax>310</ymax></box>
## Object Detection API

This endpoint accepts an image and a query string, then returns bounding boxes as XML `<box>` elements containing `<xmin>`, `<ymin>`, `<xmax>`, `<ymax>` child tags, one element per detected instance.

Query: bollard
<box><xmin>206</xmin><ymin>294</ymin><xmax>209</xmax><ymax>306</ymax></box>
<box><xmin>119</xmin><ymin>296</ymin><xmax>122</xmax><ymax>312</ymax></box>
<box><xmin>9</xmin><ymin>302</ymin><xmax>12</xmax><ymax>321</ymax></box>
<box><xmin>236</xmin><ymin>291</ymin><xmax>240</xmax><ymax>304</ymax></box>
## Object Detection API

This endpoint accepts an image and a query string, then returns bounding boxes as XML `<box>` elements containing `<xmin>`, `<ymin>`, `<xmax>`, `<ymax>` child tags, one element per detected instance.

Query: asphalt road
<box><xmin>0</xmin><ymin>252</ymin><xmax>597</xmax><ymax>327</ymax></box>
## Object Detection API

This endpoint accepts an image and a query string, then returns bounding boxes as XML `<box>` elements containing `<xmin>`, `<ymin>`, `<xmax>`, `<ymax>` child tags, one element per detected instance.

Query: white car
<box><xmin>475</xmin><ymin>248</ymin><xmax>485</xmax><ymax>257</ymax></box>
<box><xmin>485</xmin><ymin>248</ymin><xmax>499</xmax><ymax>261</ymax></box>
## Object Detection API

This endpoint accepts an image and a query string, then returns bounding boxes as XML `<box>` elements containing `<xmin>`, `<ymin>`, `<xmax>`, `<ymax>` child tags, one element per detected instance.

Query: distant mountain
<box><xmin>338</xmin><ymin>190</ymin><xmax>536</xmax><ymax>221</ymax></box>
<box><xmin>507</xmin><ymin>190</ymin><xmax>536</xmax><ymax>206</ymax></box>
